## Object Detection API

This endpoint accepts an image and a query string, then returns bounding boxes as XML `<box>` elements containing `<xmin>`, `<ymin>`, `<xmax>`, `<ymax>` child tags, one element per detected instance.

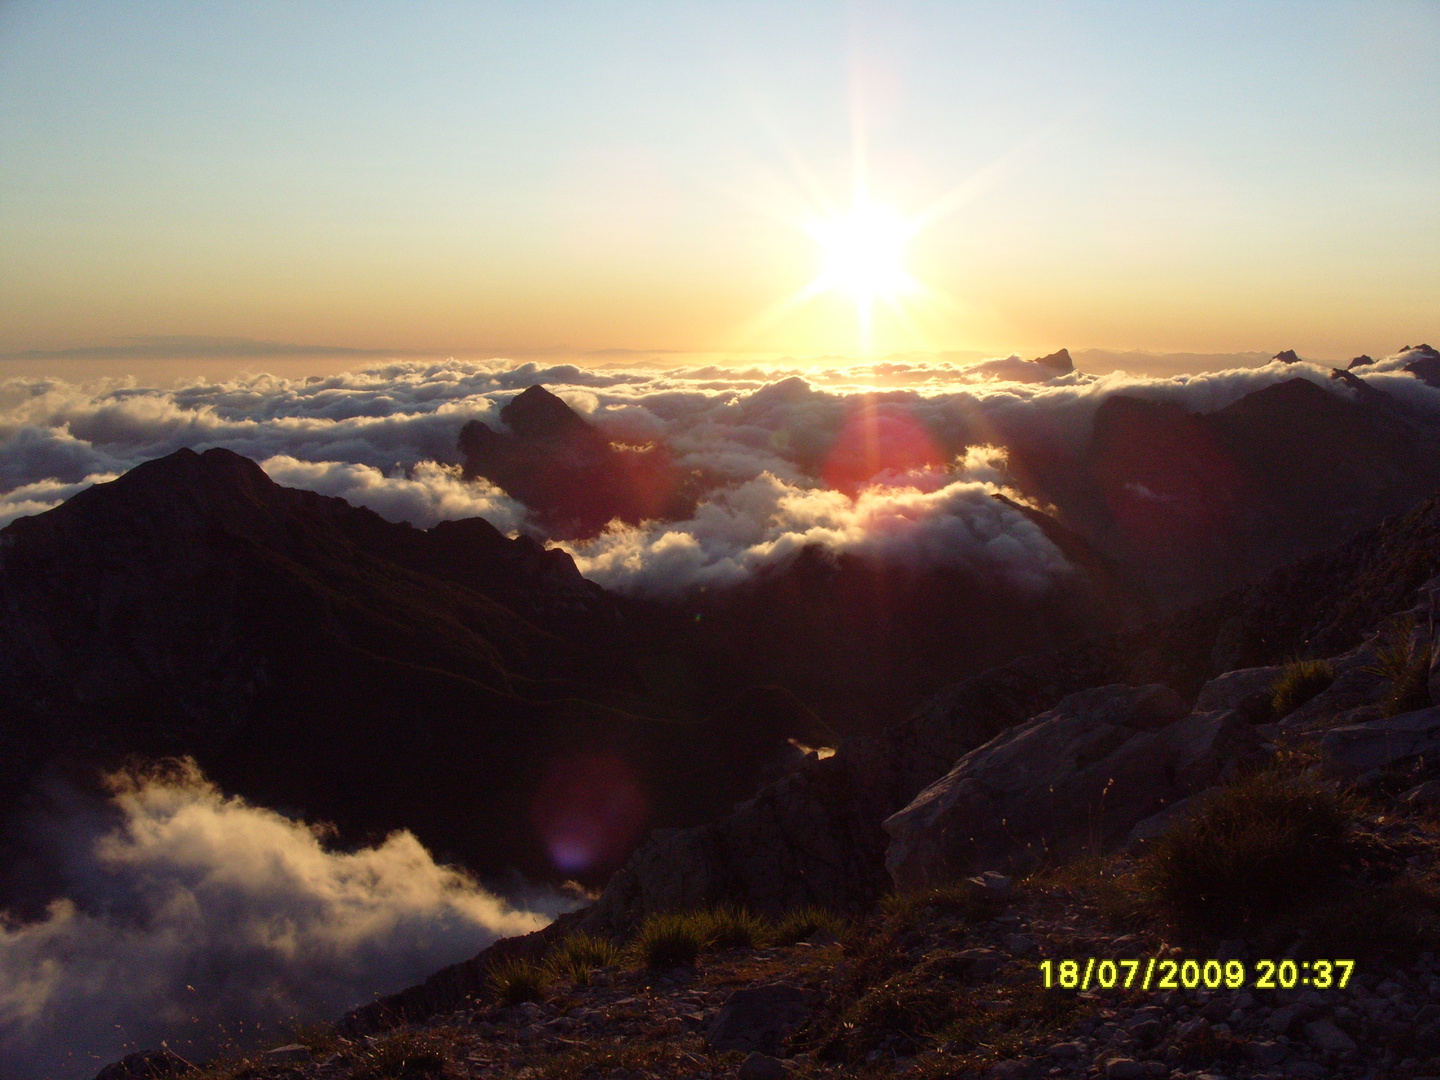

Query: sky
<box><xmin>1</xmin><ymin>0</ymin><xmax>1437</xmax><ymax>372</ymax></box>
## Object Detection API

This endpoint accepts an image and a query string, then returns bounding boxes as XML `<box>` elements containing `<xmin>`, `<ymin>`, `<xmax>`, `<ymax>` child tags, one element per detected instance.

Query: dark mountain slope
<box><xmin>0</xmin><ymin>449</ymin><xmax>808</xmax><ymax>887</ymax></box>
<box><xmin>1009</xmin><ymin>373</ymin><xmax>1440</xmax><ymax>604</ymax></box>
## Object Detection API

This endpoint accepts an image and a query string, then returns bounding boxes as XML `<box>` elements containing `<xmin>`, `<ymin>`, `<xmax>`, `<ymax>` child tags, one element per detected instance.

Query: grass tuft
<box><xmin>485</xmin><ymin>956</ymin><xmax>550</xmax><ymax>1005</ymax></box>
<box><xmin>1135</xmin><ymin>767</ymin><xmax>1363</xmax><ymax>933</ymax></box>
<box><xmin>629</xmin><ymin>911</ymin><xmax>706</xmax><ymax>969</ymax></box>
<box><xmin>1366</xmin><ymin>615</ymin><xmax>1434</xmax><ymax>717</ymax></box>
<box><xmin>1269</xmin><ymin>658</ymin><xmax>1335</xmax><ymax>719</ymax></box>
<box><xmin>769</xmin><ymin>905</ymin><xmax>849</xmax><ymax>946</ymax></box>
<box><xmin>700</xmin><ymin>904</ymin><xmax>766</xmax><ymax>950</ymax></box>
<box><xmin>544</xmin><ymin>932</ymin><xmax>622</xmax><ymax>986</ymax></box>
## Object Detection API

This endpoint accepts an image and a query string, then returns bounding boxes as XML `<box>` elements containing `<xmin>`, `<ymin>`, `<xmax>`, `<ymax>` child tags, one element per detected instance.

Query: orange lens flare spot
<box><xmin>821</xmin><ymin>403</ymin><xmax>946</xmax><ymax>493</ymax></box>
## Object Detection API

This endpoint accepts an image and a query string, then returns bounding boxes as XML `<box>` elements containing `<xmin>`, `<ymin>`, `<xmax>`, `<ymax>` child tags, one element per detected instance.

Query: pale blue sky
<box><xmin>1</xmin><ymin>0</ymin><xmax>1436</xmax><ymax>363</ymax></box>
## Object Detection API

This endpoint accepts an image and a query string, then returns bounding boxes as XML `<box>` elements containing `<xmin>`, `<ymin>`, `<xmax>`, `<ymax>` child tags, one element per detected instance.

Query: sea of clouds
<box><xmin>0</xmin><ymin>762</ymin><xmax>560</xmax><ymax>1080</ymax></box>
<box><xmin>1</xmin><ymin>348</ymin><xmax>1436</xmax><ymax>596</ymax></box>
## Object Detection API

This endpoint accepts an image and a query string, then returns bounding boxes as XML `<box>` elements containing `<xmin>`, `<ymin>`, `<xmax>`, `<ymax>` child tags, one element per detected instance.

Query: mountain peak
<box><xmin>500</xmin><ymin>385</ymin><xmax>592</xmax><ymax>441</ymax></box>
<box><xmin>1273</xmin><ymin>349</ymin><xmax>1301</xmax><ymax>363</ymax></box>
<box><xmin>1033</xmin><ymin>348</ymin><xmax>1073</xmax><ymax>374</ymax></box>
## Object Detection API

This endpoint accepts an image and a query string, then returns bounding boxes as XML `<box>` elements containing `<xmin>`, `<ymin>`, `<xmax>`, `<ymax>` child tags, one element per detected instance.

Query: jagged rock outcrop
<box><xmin>881</xmin><ymin>685</ymin><xmax>1262</xmax><ymax>890</ymax></box>
<box><xmin>1273</xmin><ymin>349</ymin><xmax>1301</xmax><ymax>363</ymax></box>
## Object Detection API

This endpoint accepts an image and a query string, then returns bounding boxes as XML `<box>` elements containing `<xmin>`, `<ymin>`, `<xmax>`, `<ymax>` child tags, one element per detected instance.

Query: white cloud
<box><xmin>564</xmin><ymin>453</ymin><xmax>1070</xmax><ymax>598</ymax></box>
<box><xmin>1</xmin><ymin>351</ymin><xmax>1433</xmax><ymax>590</ymax></box>
<box><xmin>0</xmin><ymin>762</ymin><xmax>555</xmax><ymax>1080</ymax></box>
<box><xmin>259</xmin><ymin>456</ymin><xmax>529</xmax><ymax>533</ymax></box>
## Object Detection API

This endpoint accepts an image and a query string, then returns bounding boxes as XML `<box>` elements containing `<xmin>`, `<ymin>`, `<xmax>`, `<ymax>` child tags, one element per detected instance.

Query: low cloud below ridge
<box><xmin>0</xmin><ymin>762</ymin><xmax>557</xmax><ymax>1080</ymax></box>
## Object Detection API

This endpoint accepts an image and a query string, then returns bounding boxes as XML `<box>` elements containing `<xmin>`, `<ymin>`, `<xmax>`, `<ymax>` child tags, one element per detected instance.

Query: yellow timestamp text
<box><xmin>1039</xmin><ymin>957</ymin><xmax>1354</xmax><ymax>991</ymax></box>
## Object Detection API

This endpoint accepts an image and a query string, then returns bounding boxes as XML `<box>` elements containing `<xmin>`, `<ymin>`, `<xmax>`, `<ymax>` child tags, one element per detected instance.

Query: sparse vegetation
<box><xmin>1135</xmin><ymin>766</ymin><xmax>1364</xmax><ymax>933</ymax></box>
<box><xmin>1268</xmin><ymin>658</ymin><xmax>1335</xmax><ymax>718</ymax></box>
<box><xmin>879</xmin><ymin>882</ymin><xmax>1003</xmax><ymax>928</ymax></box>
<box><xmin>544</xmin><ymin>931</ymin><xmax>622</xmax><ymax>986</ymax></box>
<box><xmin>1366</xmin><ymin>614</ymin><xmax>1434</xmax><ymax>716</ymax></box>
<box><xmin>768</xmin><ymin>905</ymin><xmax>848</xmax><ymax>945</ymax></box>
<box><xmin>485</xmin><ymin>956</ymin><xmax>550</xmax><ymax>1005</ymax></box>
<box><xmin>699</xmin><ymin>904</ymin><xmax>766</xmax><ymax>949</ymax></box>
<box><xmin>351</xmin><ymin>1030</ymin><xmax>454</xmax><ymax>1080</ymax></box>
<box><xmin>628</xmin><ymin>911</ymin><xmax>707</xmax><ymax>968</ymax></box>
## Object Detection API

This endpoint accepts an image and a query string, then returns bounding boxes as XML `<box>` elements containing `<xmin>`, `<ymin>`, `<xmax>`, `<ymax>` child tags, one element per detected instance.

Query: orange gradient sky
<box><xmin>1</xmin><ymin>1</ymin><xmax>1437</xmax><ymax>369</ymax></box>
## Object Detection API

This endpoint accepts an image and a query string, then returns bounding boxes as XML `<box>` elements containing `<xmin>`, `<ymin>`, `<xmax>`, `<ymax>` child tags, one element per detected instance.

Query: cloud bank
<box><xmin>0</xmin><ymin>762</ymin><xmax>554</xmax><ymax>1080</ymax></box>
<box><xmin>0</xmin><ymin>348</ymin><xmax>1434</xmax><ymax>592</ymax></box>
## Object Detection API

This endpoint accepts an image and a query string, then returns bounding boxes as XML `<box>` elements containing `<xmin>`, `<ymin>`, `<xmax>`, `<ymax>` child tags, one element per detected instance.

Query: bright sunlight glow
<box><xmin>811</xmin><ymin>201</ymin><xmax>914</xmax><ymax>303</ymax></box>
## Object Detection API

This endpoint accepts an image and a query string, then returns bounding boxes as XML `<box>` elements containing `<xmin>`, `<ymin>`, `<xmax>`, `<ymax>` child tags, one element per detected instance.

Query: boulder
<box><xmin>1320</xmin><ymin>706</ymin><xmax>1440</xmax><ymax>777</ymax></box>
<box><xmin>883</xmin><ymin>685</ymin><xmax>1252</xmax><ymax>890</ymax></box>
<box><xmin>706</xmin><ymin>983</ymin><xmax>814</xmax><ymax>1055</ymax></box>
<box><xmin>1194</xmin><ymin>665</ymin><xmax>1282</xmax><ymax>719</ymax></box>
<box><xmin>1126</xmin><ymin>786</ymin><xmax>1223</xmax><ymax>846</ymax></box>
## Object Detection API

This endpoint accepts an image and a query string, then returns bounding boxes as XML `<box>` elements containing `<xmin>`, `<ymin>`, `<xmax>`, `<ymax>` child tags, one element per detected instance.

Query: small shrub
<box><xmin>486</xmin><ymin>956</ymin><xmax>550</xmax><ymax>1005</ymax></box>
<box><xmin>545</xmin><ymin>932</ymin><xmax>621</xmax><ymax>986</ymax></box>
<box><xmin>700</xmin><ymin>905</ymin><xmax>767</xmax><ymax>949</ymax></box>
<box><xmin>879</xmin><ymin>883</ymin><xmax>1001</xmax><ymax>930</ymax></box>
<box><xmin>1269</xmin><ymin>659</ymin><xmax>1335</xmax><ymax>719</ymax></box>
<box><xmin>1136</xmin><ymin>768</ymin><xmax>1363</xmax><ymax>933</ymax></box>
<box><xmin>352</xmin><ymin>1031</ymin><xmax>453</xmax><ymax>1080</ymax></box>
<box><xmin>1366</xmin><ymin>615</ymin><xmax>1434</xmax><ymax>717</ymax></box>
<box><xmin>629</xmin><ymin>912</ymin><xmax>705</xmax><ymax>969</ymax></box>
<box><xmin>769</xmin><ymin>906</ymin><xmax>848</xmax><ymax>946</ymax></box>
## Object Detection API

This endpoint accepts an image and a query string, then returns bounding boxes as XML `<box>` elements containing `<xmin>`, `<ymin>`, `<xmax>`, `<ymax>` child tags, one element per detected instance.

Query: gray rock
<box><xmin>883</xmin><ymin>685</ymin><xmax>1250</xmax><ymax>889</ymax></box>
<box><xmin>1407</xmin><ymin>779</ymin><xmax>1440</xmax><ymax>807</ymax></box>
<box><xmin>1304</xmin><ymin>1019</ymin><xmax>1357</xmax><ymax>1052</ymax></box>
<box><xmin>1319</xmin><ymin>706</ymin><xmax>1440</xmax><ymax>777</ymax></box>
<box><xmin>1195</xmin><ymin>665</ymin><xmax>1282</xmax><ymax>715</ymax></box>
<box><xmin>738</xmin><ymin>1052</ymin><xmax>787</xmax><ymax>1080</ymax></box>
<box><xmin>706</xmin><ymin>983</ymin><xmax>814</xmax><ymax>1056</ymax></box>
<box><xmin>984</xmin><ymin>1061</ymin><xmax>1036</xmax><ymax>1080</ymax></box>
<box><xmin>1275</xmin><ymin>643</ymin><xmax>1389</xmax><ymax>729</ymax></box>
<box><xmin>1127</xmin><ymin>786</ymin><xmax>1223</xmax><ymax>845</ymax></box>
<box><xmin>1284</xmin><ymin>1062</ymin><xmax>1329</xmax><ymax>1079</ymax></box>
<box><xmin>965</xmin><ymin>870</ymin><xmax>1012</xmax><ymax>899</ymax></box>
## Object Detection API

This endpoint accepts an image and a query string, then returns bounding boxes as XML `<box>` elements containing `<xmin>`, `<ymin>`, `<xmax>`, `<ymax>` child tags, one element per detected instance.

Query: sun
<box><xmin>810</xmin><ymin>200</ymin><xmax>915</xmax><ymax>305</ymax></box>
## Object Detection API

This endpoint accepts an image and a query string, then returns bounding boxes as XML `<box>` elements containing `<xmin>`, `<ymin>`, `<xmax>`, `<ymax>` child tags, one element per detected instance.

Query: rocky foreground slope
<box><xmin>108</xmin><ymin>608</ymin><xmax>1440</xmax><ymax>1078</ymax></box>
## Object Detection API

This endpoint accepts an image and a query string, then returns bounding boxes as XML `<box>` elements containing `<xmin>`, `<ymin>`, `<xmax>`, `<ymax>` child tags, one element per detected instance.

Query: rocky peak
<box><xmin>1347</xmin><ymin>354</ymin><xmax>1375</xmax><ymax>369</ymax></box>
<box><xmin>1272</xmin><ymin>348</ymin><xmax>1301</xmax><ymax>363</ymax></box>
<box><xmin>1033</xmin><ymin>348</ymin><xmax>1074</xmax><ymax>375</ymax></box>
<box><xmin>499</xmin><ymin>384</ymin><xmax>596</xmax><ymax>442</ymax></box>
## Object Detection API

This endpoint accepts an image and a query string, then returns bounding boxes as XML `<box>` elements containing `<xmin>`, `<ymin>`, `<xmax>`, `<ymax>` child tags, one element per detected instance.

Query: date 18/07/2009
<box><xmin>1040</xmin><ymin>957</ymin><xmax>1354</xmax><ymax>992</ymax></box>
